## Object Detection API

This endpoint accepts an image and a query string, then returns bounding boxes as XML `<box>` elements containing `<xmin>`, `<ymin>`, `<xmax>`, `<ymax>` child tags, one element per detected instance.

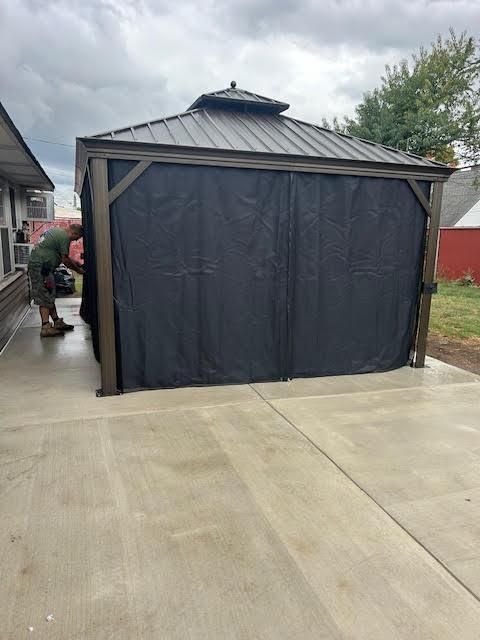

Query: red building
<box><xmin>437</xmin><ymin>166</ymin><xmax>480</xmax><ymax>282</ymax></box>
<box><xmin>438</xmin><ymin>228</ymin><xmax>480</xmax><ymax>281</ymax></box>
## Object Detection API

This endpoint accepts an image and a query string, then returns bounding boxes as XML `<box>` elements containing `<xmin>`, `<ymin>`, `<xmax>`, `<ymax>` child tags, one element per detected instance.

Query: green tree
<box><xmin>326</xmin><ymin>30</ymin><xmax>480</xmax><ymax>164</ymax></box>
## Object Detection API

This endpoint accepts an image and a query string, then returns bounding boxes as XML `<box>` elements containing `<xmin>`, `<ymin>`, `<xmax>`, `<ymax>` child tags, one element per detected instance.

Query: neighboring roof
<box><xmin>0</xmin><ymin>101</ymin><xmax>54</xmax><ymax>191</ymax></box>
<box><xmin>55</xmin><ymin>205</ymin><xmax>81</xmax><ymax>220</ymax></box>
<box><xmin>441</xmin><ymin>165</ymin><xmax>480</xmax><ymax>226</ymax></box>
<box><xmin>459</xmin><ymin>199</ymin><xmax>480</xmax><ymax>227</ymax></box>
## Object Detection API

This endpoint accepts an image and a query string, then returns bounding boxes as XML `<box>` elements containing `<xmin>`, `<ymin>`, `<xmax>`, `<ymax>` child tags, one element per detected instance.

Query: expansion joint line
<box><xmin>248</xmin><ymin>383</ymin><xmax>480</xmax><ymax>606</ymax></box>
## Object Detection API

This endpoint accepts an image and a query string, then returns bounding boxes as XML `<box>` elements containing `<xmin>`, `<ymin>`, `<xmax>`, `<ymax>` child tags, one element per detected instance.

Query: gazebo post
<box><xmin>90</xmin><ymin>157</ymin><xmax>118</xmax><ymax>396</ymax></box>
<box><xmin>415</xmin><ymin>181</ymin><xmax>444</xmax><ymax>368</ymax></box>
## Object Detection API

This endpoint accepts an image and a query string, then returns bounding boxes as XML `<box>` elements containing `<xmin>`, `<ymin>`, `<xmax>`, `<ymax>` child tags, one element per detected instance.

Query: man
<box><xmin>28</xmin><ymin>224</ymin><xmax>84</xmax><ymax>337</ymax></box>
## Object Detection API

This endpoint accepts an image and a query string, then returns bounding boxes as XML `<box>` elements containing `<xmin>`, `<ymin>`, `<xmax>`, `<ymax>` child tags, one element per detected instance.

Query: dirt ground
<box><xmin>427</xmin><ymin>334</ymin><xmax>480</xmax><ymax>375</ymax></box>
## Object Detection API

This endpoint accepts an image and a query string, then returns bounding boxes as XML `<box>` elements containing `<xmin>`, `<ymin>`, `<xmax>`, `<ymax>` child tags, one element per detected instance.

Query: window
<box><xmin>26</xmin><ymin>193</ymin><xmax>48</xmax><ymax>219</ymax></box>
<box><xmin>23</xmin><ymin>190</ymin><xmax>54</xmax><ymax>221</ymax></box>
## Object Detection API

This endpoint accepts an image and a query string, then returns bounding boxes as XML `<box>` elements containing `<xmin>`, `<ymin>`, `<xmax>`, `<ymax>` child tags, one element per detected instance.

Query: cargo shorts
<box><xmin>28</xmin><ymin>264</ymin><xmax>56</xmax><ymax>308</ymax></box>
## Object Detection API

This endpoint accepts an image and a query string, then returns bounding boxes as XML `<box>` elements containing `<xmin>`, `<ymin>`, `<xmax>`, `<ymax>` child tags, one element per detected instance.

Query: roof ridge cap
<box><xmin>209</xmin><ymin>87</ymin><xmax>286</xmax><ymax>103</ymax></box>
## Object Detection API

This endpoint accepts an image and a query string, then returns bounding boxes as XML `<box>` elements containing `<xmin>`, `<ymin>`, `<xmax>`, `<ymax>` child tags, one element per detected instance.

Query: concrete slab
<box><xmin>0</xmin><ymin>305</ymin><xmax>258</xmax><ymax>428</ymax></box>
<box><xmin>253</xmin><ymin>357</ymin><xmax>479</xmax><ymax>400</ymax></box>
<box><xmin>3</xmin><ymin>299</ymin><xmax>480</xmax><ymax>638</ymax></box>
<box><xmin>2</xmin><ymin>325</ymin><xmax>96</xmax><ymax>371</ymax></box>
<box><xmin>21</xmin><ymin>302</ymin><xmax>85</xmax><ymax>328</ymax></box>
<box><xmin>0</xmin><ymin>372</ymin><xmax>259</xmax><ymax>428</ymax></box>
<box><xmin>389</xmin><ymin>487</ymin><xmax>480</xmax><ymax>594</ymax></box>
<box><xmin>269</xmin><ymin>380</ymin><xmax>480</xmax><ymax>600</ymax></box>
<box><xmin>3</xmin><ymin>405</ymin><xmax>480</xmax><ymax>639</ymax></box>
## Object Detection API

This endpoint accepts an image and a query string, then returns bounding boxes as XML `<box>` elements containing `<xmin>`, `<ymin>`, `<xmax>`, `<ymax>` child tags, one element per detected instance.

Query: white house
<box><xmin>440</xmin><ymin>165</ymin><xmax>480</xmax><ymax>228</ymax></box>
<box><xmin>0</xmin><ymin>100</ymin><xmax>55</xmax><ymax>349</ymax></box>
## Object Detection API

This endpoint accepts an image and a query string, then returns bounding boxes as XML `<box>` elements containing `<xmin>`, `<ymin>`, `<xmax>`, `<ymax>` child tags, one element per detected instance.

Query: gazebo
<box><xmin>75</xmin><ymin>83</ymin><xmax>453</xmax><ymax>395</ymax></box>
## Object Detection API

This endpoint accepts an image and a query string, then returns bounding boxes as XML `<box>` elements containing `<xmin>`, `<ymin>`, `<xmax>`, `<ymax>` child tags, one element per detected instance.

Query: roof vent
<box><xmin>188</xmin><ymin>86</ymin><xmax>290</xmax><ymax>114</ymax></box>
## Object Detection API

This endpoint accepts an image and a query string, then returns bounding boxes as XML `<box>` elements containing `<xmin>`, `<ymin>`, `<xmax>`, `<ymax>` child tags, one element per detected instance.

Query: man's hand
<box><xmin>61</xmin><ymin>255</ymin><xmax>84</xmax><ymax>275</ymax></box>
<box><xmin>74</xmin><ymin>260</ymin><xmax>85</xmax><ymax>275</ymax></box>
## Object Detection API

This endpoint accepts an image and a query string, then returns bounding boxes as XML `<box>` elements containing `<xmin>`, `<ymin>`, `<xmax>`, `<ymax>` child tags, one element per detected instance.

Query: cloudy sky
<box><xmin>1</xmin><ymin>0</ymin><xmax>478</xmax><ymax>203</ymax></box>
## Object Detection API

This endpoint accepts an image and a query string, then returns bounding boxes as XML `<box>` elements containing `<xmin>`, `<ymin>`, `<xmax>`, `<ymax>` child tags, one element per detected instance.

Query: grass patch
<box><xmin>73</xmin><ymin>274</ymin><xmax>83</xmax><ymax>297</ymax></box>
<box><xmin>430</xmin><ymin>281</ymin><xmax>480</xmax><ymax>339</ymax></box>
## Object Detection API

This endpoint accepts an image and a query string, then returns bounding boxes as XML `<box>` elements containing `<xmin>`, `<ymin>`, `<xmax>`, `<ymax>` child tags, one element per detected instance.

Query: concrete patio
<box><xmin>2</xmin><ymin>299</ymin><xmax>480</xmax><ymax>639</ymax></box>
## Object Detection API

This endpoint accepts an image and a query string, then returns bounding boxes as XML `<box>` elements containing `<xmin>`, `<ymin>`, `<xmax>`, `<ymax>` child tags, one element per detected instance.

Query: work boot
<box><xmin>41</xmin><ymin>323</ymin><xmax>64</xmax><ymax>338</ymax></box>
<box><xmin>54</xmin><ymin>318</ymin><xmax>75</xmax><ymax>331</ymax></box>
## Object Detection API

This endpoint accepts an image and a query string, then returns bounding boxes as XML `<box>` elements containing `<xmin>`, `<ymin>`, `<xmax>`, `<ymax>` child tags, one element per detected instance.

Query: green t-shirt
<box><xmin>29</xmin><ymin>227</ymin><xmax>71</xmax><ymax>270</ymax></box>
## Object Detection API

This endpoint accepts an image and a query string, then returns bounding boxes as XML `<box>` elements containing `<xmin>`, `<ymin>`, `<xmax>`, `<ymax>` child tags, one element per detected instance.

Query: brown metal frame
<box><xmin>108</xmin><ymin>161</ymin><xmax>151</xmax><ymax>205</ymax></box>
<box><xmin>414</xmin><ymin>181</ymin><xmax>444</xmax><ymax>368</ymax></box>
<box><xmin>407</xmin><ymin>179</ymin><xmax>432</xmax><ymax>217</ymax></box>
<box><xmin>88</xmin><ymin>158</ymin><xmax>154</xmax><ymax>395</ymax></box>
<box><xmin>90</xmin><ymin>158</ymin><xmax>118</xmax><ymax>396</ymax></box>
<box><xmin>75</xmin><ymin>138</ymin><xmax>452</xmax><ymax>194</ymax></box>
<box><xmin>83</xmin><ymin>143</ymin><xmax>447</xmax><ymax>395</ymax></box>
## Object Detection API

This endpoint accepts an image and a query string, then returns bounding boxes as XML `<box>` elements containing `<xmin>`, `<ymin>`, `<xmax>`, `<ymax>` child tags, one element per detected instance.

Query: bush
<box><xmin>458</xmin><ymin>271</ymin><xmax>476</xmax><ymax>287</ymax></box>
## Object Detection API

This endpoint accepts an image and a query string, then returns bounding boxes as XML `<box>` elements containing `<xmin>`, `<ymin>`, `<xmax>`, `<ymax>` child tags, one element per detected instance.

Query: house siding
<box><xmin>457</xmin><ymin>199</ymin><xmax>480</xmax><ymax>227</ymax></box>
<box><xmin>0</xmin><ymin>272</ymin><xmax>30</xmax><ymax>351</ymax></box>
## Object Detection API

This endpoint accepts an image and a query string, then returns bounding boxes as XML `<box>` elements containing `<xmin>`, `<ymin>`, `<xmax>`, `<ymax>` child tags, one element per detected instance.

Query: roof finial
<box><xmin>230</xmin><ymin>80</ymin><xmax>237</xmax><ymax>89</ymax></box>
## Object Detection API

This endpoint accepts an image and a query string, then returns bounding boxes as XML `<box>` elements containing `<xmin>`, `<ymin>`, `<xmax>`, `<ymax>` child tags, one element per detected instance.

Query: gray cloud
<box><xmin>218</xmin><ymin>0</ymin><xmax>480</xmax><ymax>50</ymax></box>
<box><xmin>1</xmin><ymin>0</ymin><xmax>478</xmax><ymax>200</ymax></box>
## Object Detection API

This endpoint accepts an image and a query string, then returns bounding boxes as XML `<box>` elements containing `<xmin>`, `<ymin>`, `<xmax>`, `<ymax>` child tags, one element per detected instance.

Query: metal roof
<box><xmin>91</xmin><ymin>101</ymin><xmax>446</xmax><ymax>169</ymax></box>
<box><xmin>440</xmin><ymin>165</ymin><xmax>480</xmax><ymax>226</ymax></box>
<box><xmin>188</xmin><ymin>85</ymin><xmax>290</xmax><ymax>113</ymax></box>
<box><xmin>0</xmin><ymin>101</ymin><xmax>54</xmax><ymax>191</ymax></box>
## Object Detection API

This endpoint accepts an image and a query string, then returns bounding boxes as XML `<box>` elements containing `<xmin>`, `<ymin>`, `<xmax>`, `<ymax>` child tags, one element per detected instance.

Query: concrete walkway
<box><xmin>1</xmin><ymin>299</ymin><xmax>480</xmax><ymax>639</ymax></box>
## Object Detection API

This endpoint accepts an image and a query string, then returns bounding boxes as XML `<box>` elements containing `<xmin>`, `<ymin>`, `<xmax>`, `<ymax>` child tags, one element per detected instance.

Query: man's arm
<box><xmin>61</xmin><ymin>255</ymin><xmax>84</xmax><ymax>275</ymax></box>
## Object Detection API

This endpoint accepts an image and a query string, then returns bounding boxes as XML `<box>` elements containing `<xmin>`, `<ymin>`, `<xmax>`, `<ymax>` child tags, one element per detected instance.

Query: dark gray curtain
<box><xmin>289</xmin><ymin>174</ymin><xmax>427</xmax><ymax>376</ymax></box>
<box><xmin>80</xmin><ymin>172</ymin><xmax>100</xmax><ymax>362</ymax></box>
<box><xmin>106</xmin><ymin>160</ymin><xmax>428</xmax><ymax>391</ymax></box>
<box><xmin>109</xmin><ymin>161</ymin><xmax>290</xmax><ymax>390</ymax></box>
